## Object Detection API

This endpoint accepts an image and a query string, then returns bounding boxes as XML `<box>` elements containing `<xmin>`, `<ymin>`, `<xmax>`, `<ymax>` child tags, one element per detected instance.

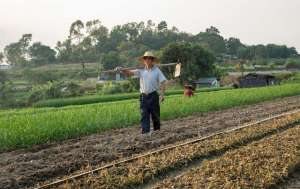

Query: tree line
<box><xmin>1</xmin><ymin>20</ymin><xmax>298</xmax><ymax>68</ymax></box>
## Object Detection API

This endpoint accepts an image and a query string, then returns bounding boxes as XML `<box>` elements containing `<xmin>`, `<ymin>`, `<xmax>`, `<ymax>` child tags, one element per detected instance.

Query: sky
<box><xmin>1</xmin><ymin>0</ymin><xmax>300</xmax><ymax>52</ymax></box>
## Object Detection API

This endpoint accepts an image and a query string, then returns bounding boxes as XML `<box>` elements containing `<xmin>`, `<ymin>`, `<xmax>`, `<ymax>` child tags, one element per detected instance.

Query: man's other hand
<box><xmin>114</xmin><ymin>66</ymin><xmax>123</xmax><ymax>72</ymax></box>
<box><xmin>159</xmin><ymin>95</ymin><xmax>165</xmax><ymax>103</ymax></box>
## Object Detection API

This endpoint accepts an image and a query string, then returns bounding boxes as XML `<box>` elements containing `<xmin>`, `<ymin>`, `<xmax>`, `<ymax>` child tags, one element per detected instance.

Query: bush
<box><xmin>28</xmin><ymin>85</ymin><xmax>48</xmax><ymax>104</ymax></box>
<box><xmin>0</xmin><ymin>70</ymin><xmax>8</xmax><ymax>84</ymax></box>
<box><xmin>28</xmin><ymin>82</ymin><xmax>60</xmax><ymax>104</ymax></box>
<box><xmin>98</xmin><ymin>81</ymin><xmax>137</xmax><ymax>95</ymax></box>
<box><xmin>96</xmin><ymin>83</ymin><xmax>104</xmax><ymax>93</ymax></box>
<box><xmin>23</xmin><ymin>69</ymin><xmax>59</xmax><ymax>84</ymax></box>
<box><xmin>271</xmin><ymin>59</ymin><xmax>286</xmax><ymax>65</ymax></box>
<box><xmin>212</xmin><ymin>65</ymin><xmax>228</xmax><ymax>79</ymax></box>
<box><xmin>122</xmin><ymin>81</ymin><xmax>137</xmax><ymax>93</ymax></box>
<box><xmin>269</xmin><ymin>63</ymin><xmax>276</xmax><ymax>69</ymax></box>
<box><xmin>285</xmin><ymin>59</ymin><xmax>300</xmax><ymax>69</ymax></box>
<box><xmin>0</xmin><ymin>71</ymin><xmax>15</xmax><ymax>108</ymax></box>
<box><xmin>128</xmin><ymin>77</ymin><xmax>139</xmax><ymax>91</ymax></box>
<box><xmin>101</xmin><ymin>82</ymin><xmax>122</xmax><ymax>94</ymax></box>
<box><xmin>28</xmin><ymin>81</ymin><xmax>83</xmax><ymax>104</ymax></box>
<box><xmin>252</xmin><ymin>59</ymin><xmax>268</xmax><ymax>65</ymax></box>
<box><xmin>0</xmin><ymin>82</ymin><xmax>14</xmax><ymax>108</ymax></box>
<box><xmin>62</xmin><ymin>82</ymin><xmax>83</xmax><ymax>97</ymax></box>
<box><xmin>275</xmin><ymin>73</ymin><xmax>295</xmax><ymax>81</ymax></box>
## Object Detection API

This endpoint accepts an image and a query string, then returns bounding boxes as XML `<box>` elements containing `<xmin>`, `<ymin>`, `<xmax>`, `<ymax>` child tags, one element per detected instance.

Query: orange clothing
<box><xmin>184</xmin><ymin>88</ymin><xmax>194</xmax><ymax>97</ymax></box>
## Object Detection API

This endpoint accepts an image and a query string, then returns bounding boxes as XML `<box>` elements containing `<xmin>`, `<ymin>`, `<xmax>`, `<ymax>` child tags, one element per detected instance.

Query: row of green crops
<box><xmin>1</xmin><ymin>84</ymin><xmax>300</xmax><ymax>152</ymax></box>
<box><xmin>33</xmin><ymin>87</ymin><xmax>232</xmax><ymax>108</ymax></box>
<box><xmin>32</xmin><ymin>90</ymin><xmax>181</xmax><ymax>108</ymax></box>
<box><xmin>0</xmin><ymin>91</ymin><xmax>196</xmax><ymax>118</ymax></box>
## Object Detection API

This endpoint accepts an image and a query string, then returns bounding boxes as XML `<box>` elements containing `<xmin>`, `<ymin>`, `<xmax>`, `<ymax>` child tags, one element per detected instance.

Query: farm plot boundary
<box><xmin>2</xmin><ymin>84</ymin><xmax>300</xmax><ymax>152</ymax></box>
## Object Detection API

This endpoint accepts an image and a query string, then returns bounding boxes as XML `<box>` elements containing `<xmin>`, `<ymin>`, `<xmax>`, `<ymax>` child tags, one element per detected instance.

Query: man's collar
<box><xmin>144</xmin><ymin>64</ymin><xmax>156</xmax><ymax>70</ymax></box>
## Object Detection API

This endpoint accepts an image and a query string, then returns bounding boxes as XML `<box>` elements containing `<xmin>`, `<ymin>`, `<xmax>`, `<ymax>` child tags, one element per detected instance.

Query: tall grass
<box><xmin>1</xmin><ymin>84</ymin><xmax>300</xmax><ymax>151</ymax></box>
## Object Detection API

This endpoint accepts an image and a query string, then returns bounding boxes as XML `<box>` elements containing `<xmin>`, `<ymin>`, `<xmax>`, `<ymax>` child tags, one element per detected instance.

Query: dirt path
<box><xmin>1</xmin><ymin>96</ymin><xmax>300</xmax><ymax>189</ymax></box>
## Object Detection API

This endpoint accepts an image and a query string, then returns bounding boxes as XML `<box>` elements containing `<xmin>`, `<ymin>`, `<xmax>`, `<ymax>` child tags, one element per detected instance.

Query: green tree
<box><xmin>196</xmin><ymin>26</ymin><xmax>226</xmax><ymax>54</ymax></box>
<box><xmin>0</xmin><ymin>70</ymin><xmax>8</xmax><ymax>84</ymax></box>
<box><xmin>288</xmin><ymin>47</ymin><xmax>298</xmax><ymax>57</ymax></box>
<box><xmin>157</xmin><ymin>21</ymin><xmax>168</xmax><ymax>32</ymax></box>
<box><xmin>23</xmin><ymin>69</ymin><xmax>59</xmax><ymax>84</ymax></box>
<box><xmin>52</xmin><ymin>19</ymin><xmax>299</xmax><ymax>65</ymax></box>
<box><xmin>161</xmin><ymin>43</ymin><xmax>216</xmax><ymax>83</ymax></box>
<box><xmin>237</xmin><ymin>44</ymin><xmax>299</xmax><ymax>60</ymax></box>
<box><xmin>122</xmin><ymin>22</ymin><xmax>139</xmax><ymax>41</ymax></box>
<box><xmin>285</xmin><ymin>58</ymin><xmax>300</xmax><ymax>69</ymax></box>
<box><xmin>0</xmin><ymin>52</ymin><xmax>4</xmax><ymax>62</ymax></box>
<box><xmin>86</xmin><ymin>19</ymin><xmax>109</xmax><ymax>59</ymax></box>
<box><xmin>237</xmin><ymin>46</ymin><xmax>251</xmax><ymax>59</ymax></box>
<box><xmin>226</xmin><ymin>37</ymin><xmax>244</xmax><ymax>55</ymax></box>
<box><xmin>146</xmin><ymin>20</ymin><xmax>155</xmax><ymax>31</ymax></box>
<box><xmin>4</xmin><ymin>34</ymin><xmax>32</xmax><ymax>66</ymax></box>
<box><xmin>255</xmin><ymin>45</ymin><xmax>269</xmax><ymax>59</ymax></box>
<box><xmin>4</xmin><ymin>42</ymin><xmax>24</xmax><ymax>66</ymax></box>
<box><xmin>69</xmin><ymin>20</ymin><xmax>87</xmax><ymax>76</ymax></box>
<box><xmin>56</xmin><ymin>40</ymin><xmax>72</xmax><ymax>63</ymax></box>
<box><xmin>107</xmin><ymin>25</ymin><xmax>128</xmax><ymax>51</ymax></box>
<box><xmin>117</xmin><ymin>41</ymin><xmax>147</xmax><ymax>66</ymax></box>
<box><xmin>101</xmin><ymin>51</ymin><xmax>123</xmax><ymax>70</ymax></box>
<box><xmin>0</xmin><ymin>71</ymin><xmax>14</xmax><ymax>107</ymax></box>
<box><xmin>206</xmin><ymin>26</ymin><xmax>220</xmax><ymax>34</ymax></box>
<box><xmin>29</xmin><ymin>42</ymin><xmax>56</xmax><ymax>65</ymax></box>
<box><xmin>69</xmin><ymin>20</ymin><xmax>85</xmax><ymax>44</ymax></box>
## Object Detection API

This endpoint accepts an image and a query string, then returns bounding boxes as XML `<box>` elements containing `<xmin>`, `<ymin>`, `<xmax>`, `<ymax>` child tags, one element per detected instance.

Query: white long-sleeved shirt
<box><xmin>133</xmin><ymin>65</ymin><xmax>167</xmax><ymax>94</ymax></box>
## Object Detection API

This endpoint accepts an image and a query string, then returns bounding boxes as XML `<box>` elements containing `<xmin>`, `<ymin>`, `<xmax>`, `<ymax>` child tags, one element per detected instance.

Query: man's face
<box><xmin>143</xmin><ymin>56</ymin><xmax>154</xmax><ymax>67</ymax></box>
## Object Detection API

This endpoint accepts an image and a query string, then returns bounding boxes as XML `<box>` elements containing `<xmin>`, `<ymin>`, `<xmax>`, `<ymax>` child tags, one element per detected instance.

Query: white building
<box><xmin>193</xmin><ymin>77</ymin><xmax>220</xmax><ymax>88</ymax></box>
<box><xmin>0</xmin><ymin>62</ymin><xmax>11</xmax><ymax>70</ymax></box>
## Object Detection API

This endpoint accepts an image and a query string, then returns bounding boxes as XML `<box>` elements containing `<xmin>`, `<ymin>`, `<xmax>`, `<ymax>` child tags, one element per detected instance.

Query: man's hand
<box><xmin>114</xmin><ymin>66</ymin><xmax>123</xmax><ymax>72</ymax></box>
<box><xmin>159</xmin><ymin>80</ymin><xmax>167</xmax><ymax>103</ymax></box>
<box><xmin>159</xmin><ymin>95</ymin><xmax>165</xmax><ymax>103</ymax></box>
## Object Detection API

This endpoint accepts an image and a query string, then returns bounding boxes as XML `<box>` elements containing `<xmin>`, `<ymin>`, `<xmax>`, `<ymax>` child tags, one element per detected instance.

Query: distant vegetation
<box><xmin>1</xmin><ymin>20</ymin><xmax>298</xmax><ymax>68</ymax></box>
<box><xmin>0</xmin><ymin>19</ymin><xmax>299</xmax><ymax>109</ymax></box>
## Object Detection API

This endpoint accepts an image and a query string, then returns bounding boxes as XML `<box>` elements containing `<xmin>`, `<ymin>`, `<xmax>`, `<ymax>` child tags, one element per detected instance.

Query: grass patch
<box><xmin>33</xmin><ymin>87</ymin><xmax>231</xmax><ymax>108</ymax></box>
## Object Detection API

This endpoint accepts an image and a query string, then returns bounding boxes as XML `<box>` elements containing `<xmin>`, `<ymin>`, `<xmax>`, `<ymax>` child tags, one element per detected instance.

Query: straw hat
<box><xmin>139</xmin><ymin>51</ymin><xmax>159</xmax><ymax>63</ymax></box>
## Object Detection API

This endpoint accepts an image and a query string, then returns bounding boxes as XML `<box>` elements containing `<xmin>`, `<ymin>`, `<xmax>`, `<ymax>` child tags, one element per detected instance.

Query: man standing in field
<box><xmin>116</xmin><ymin>51</ymin><xmax>167</xmax><ymax>134</ymax></box>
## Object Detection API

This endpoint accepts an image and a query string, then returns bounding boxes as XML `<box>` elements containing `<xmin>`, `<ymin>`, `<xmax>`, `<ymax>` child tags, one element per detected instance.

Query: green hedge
<box><xmin>33</xmin><ymin>87</ymin><xmax>231</xmax><ymax>108</ymax></box>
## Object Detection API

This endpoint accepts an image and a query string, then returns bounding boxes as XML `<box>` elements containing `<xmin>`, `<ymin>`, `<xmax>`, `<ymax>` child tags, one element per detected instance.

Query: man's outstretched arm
<box><xmin>121</xmin><ymin>69</ymin><xmax>135</xmax><ymax>77</ymax></box>
<box><xmin>159</xmin><ymin>80</ymin><xmax>167</xmax><ymax>102</ymax></box>
<box><xmin>114</xmin><ymin>67</ymin><xmax>137</xmax><ymax>77</ymax></box>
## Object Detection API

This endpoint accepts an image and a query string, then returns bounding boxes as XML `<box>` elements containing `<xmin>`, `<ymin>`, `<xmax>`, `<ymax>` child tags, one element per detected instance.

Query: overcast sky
<box><xmin>1</xmin><ymin>0</ymin><xmax>300</xmax><ymax>52</ymax></box>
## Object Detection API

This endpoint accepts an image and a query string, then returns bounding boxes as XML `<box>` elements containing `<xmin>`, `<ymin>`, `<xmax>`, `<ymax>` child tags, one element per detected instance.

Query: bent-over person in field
<box><xmin>116</xmin><ymin>51</ymin><xmax>167</xmax><ymax>134</ymax></box>
<box><xmin>184</xmin><ymin>84</ymin><xmax>195</xmax><ymax>97</ymax></box>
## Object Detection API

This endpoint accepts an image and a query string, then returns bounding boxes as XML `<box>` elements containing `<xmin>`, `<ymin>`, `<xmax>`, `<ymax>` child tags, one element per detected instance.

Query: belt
<box><xmin>141</xmin><ymin>91</ymin><xmax>157</xmax><ymax>96</ymax></box>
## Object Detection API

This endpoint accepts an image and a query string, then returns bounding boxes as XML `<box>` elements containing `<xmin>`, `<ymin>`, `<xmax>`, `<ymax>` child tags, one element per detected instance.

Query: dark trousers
<box><xmin>140</xmin><ymin>91</ymin><xmax>161</xmax><ymax>134</ymax></box>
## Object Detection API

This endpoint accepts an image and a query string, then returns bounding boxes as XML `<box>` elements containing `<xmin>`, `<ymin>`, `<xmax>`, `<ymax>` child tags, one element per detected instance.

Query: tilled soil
<box><xmin>1</xmin><ymin>96</ymin><xmax>300</xmax><ymax>189</ymax></box>
<box><xmin>277</xmin><ymin>168</ymin><xmax>300</xmax><ymax>189</ymax></box>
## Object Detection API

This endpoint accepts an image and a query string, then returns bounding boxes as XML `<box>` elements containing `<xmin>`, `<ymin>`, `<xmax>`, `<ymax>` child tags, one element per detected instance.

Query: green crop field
<box><xmin>1</xmin><ymin>84</ymin><xmax>300</xmax><ymax>152</ymax></box>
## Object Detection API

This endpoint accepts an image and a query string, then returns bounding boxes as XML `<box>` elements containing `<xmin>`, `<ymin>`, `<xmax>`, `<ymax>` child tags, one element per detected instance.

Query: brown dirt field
<box><xmin>277</xmin><ymin>168</ymin><xmax>300</xmax><ymax>189</ymax></box>
<box><xmin>1</xmin><ymin>96</ymin><xmax>300</xmax><ymax>189</ymax></box>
